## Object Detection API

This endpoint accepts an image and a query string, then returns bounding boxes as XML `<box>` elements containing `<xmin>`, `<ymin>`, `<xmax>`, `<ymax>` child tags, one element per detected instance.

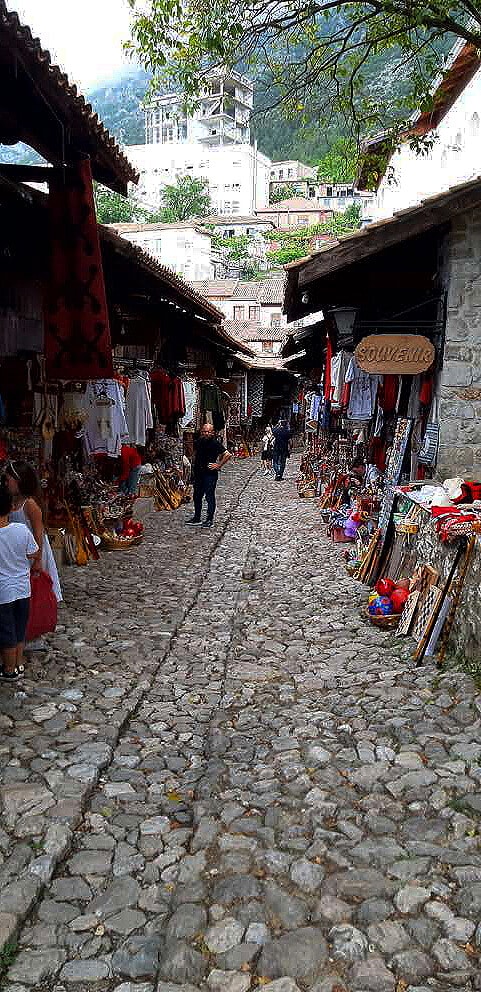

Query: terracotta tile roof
<box><xmin>0</xmin><ymin>0</ymin><xmax>138</xmax><ymax>194</ymax></box>
<box><xmin>110</xmin><ymin>221</ymin><xmax>211</xmax><ymax>236</ymax></box>
<box><xmin>256</xmin><ymin>196</ymin><xmax>326</xmax><ymax>212</ymax></box>
<box><xmin>224</xmin><ymin>320</ymin><xmax>287</xmax><ymax>343</ymax></box>
<box><xmin>191</xmin><ymin>277</ymin><xmax>286</xmax><ymax>306</ymax></box>
<box><xmin>203</xmin><ymin>214</ymin><xmax>275</xmax><ymax>227</ymax></box>
<box><xmin>100</xmin><ymin>225</ymin><xmax>225</xmax><ymax>324</ymax></box>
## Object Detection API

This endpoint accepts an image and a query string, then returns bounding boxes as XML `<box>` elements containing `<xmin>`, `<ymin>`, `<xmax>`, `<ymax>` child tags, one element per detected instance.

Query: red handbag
<box><xmin>26</xmin><ymin>571</ymin><xmax>58</xmax><ymax>641</ymax></box>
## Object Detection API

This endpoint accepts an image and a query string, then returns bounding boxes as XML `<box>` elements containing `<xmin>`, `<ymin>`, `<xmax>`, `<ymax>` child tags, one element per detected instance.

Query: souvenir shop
<box><xmin>0</xmin><ymin>162</ymin><xmax>241</xmax><ymax>567</ymax></box>
<box><xmin>283</xmin><ymin>191</ymin><xmax>481</xmax><ymax>662</ymax></box>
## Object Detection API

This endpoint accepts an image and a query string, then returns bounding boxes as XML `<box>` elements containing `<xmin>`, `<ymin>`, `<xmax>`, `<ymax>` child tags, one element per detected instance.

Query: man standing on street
<box><xmin>272</xmin><ymin>419</ymin><xmax>292</xmax><ymax>481</ymax></box>
<box><xmin>187</xmin><ymin>423</ymin><xmax>231</xmax><ymax>528</ymax></box>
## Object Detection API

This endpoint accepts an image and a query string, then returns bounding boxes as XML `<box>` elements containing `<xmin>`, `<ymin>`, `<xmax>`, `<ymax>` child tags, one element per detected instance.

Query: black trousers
<box><xmin>193</xmin><ymin>471</ymin><xmax>218</xmax><ymax>520</ymax></box>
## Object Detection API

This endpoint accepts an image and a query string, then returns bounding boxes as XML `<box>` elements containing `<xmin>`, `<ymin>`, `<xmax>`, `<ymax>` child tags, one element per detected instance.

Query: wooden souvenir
<box><xmin>437</xmin><ymin>536</ymin><xmax>476</xmax><ymax>666</ymax></box>
<box><xmin>412</xmin><ymin>585</ymin><xmax>442</xmax><ymax>645</ymax></box>
<box><xmin>425</xmin><ymin>596</ymin><xmax>452</xmax><ymax>657</ymax></box>
<box><xmin>414</xmin><ymin>542</ymin><xmax>465</xmax><ymax>666</ymax></box>
<box><xmin>358</xmin><ymin>529</ymin><xmax>380</xmax><ymax>583</ymax></box>
<box><xmin>397</xmin><ymin>590</ymin><xmax>420</xmax><ymax>637</ymax></box>
<box><xmin>355</xmin><ymin>334</ymin><xmax>435</xmax><ymax>374</ymax></box>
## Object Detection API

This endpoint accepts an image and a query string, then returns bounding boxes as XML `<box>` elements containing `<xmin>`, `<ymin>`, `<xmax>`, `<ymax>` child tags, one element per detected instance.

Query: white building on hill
<box><xmin>110</xmin><ymin>221</ymin><xmax>215</xmax><ymax>282</ymax></box>
<box><xmin>190</xmin><ymin>277</ymin><xmax>288</xmax><ymax>355</ymax></box>
<box><xmin>359</xmin><ymin>41</ymin><xmax>481</xmax><ymax>220</ymax></box>
<box><xmin>126</xmin><ymin>69</ymin><xmax>271</xmax><ymax>216</ymax></box>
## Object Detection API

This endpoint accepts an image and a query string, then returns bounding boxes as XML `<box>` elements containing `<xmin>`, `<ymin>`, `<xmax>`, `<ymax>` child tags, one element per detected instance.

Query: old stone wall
<box><xmin>439</xmin><ymin>211</ymin><xmax>481</xmax><ymax>479</ymax></box>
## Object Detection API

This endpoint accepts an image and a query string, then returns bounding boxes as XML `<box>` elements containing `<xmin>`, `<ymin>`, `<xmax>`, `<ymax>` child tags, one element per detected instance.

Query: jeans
<box><xmin>193</xmin><ymin>471</ymin><xmax>218</xmax><ymax>520</ymax></box>
<box><xmin>273</xmin><ymin>451</ymin><xmax>287</xmax><ymax>479</ymax></box>
<box><xmin>119</xmin><ymin>466</ymin><xmax>141</xmax><ymax>495</ymax></box>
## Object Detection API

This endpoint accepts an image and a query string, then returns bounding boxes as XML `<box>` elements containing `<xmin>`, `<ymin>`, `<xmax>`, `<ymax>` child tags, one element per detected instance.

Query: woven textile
<box><xmin>44</xmin><ymin>159</ymin><xmax>113</xmax><ymax>381</ymax></box>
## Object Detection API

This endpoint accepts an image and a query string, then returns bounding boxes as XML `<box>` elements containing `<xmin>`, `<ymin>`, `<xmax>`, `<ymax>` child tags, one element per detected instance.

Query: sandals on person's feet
<box><xmin>0</xmin><ymin>666</ymin><xmax>22</xmax><ymax>680</ymax></box>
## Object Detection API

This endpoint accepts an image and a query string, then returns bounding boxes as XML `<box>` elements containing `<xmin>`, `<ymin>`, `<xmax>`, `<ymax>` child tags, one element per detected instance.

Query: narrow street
<box><xmin>1</xmin><ymin>460</ymin><xmax>481</xmax><ymax>992</ymax></box>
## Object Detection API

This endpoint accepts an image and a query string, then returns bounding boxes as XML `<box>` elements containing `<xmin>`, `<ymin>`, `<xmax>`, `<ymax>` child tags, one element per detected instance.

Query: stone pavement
<box><xmin>1</xmin><ymin>459</ymin><xmax>481</xmax><ymax>992</ymax></box>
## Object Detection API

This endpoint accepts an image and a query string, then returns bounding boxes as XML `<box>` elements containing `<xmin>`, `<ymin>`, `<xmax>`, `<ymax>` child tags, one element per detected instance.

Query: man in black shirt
<box><xmin>187</xmin><ymin>423</ymin><xmax>232</xmax><ymax>528</ymax></box>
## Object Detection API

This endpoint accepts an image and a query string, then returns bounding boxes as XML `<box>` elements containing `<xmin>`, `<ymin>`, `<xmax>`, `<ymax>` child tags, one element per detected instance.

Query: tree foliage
<box><xmin>127</xmin><ymin>1</ymin><xmax>477</xmax><ymax>162</ymax></box>
<box><xmin>317</xmin><ymin>137</ymin><xmax>358</xmax><ymax>183</ymax></box>
<box><xmin>160</xmin><ymin>175</ymin><xmax>212</xmax><ymax>221</ymax></box>
<box><xmin>94</xmin><ymin>185</ymin><xmax>151</xmax><ymax>224</ymax></box>
<box><xmin>269</xmin><ymin>183</ymin><xmax>302</xmax><ymax>204</ymax></box>
<box><xmin>265</xmin><ymin>204</ymin><xmax>362</xmax><ymax>266</ymax></box>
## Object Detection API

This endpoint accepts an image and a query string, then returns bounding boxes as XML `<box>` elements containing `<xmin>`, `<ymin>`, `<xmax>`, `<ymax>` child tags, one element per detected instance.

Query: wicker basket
<box><xmin>366</xmin><ymin>609</ymin><xmax>402</xmax><ymax>629</ymax></box>
<box><xmin>100</xmin><ymin>531</ymin><xmax>143</xmax><ymax>551</ymax></box>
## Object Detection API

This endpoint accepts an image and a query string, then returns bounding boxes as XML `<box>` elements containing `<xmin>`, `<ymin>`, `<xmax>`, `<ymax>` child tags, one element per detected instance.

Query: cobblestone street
<box><xmin>1</xmin><ymin>459</ymin><xmax>481</xmax><ymax>992</ymax></box>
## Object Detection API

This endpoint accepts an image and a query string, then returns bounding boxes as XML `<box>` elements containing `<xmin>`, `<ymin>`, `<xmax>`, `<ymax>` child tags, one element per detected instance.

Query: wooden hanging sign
<box><xmin>355</xmin><ymin>334</ymin><xmax>435</xmax><ymax>374</ymax></box>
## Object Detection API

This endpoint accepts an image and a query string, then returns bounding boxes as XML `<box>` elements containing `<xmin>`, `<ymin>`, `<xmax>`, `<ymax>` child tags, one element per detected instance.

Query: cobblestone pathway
<box><xmin>1</xmin><ymin>460</ymin><xmax>481</xmax><ymax>992</ymax></box>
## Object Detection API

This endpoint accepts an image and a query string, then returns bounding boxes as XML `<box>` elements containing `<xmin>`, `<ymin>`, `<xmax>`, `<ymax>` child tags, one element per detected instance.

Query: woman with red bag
<box><xmin>0</xmin><ymin>485</ymin><xmax>39</xmax><ymax>679</ymax></box>
<box><xmin>5</xmin><ymin>461</ymin><xmax>62</xmax><ymax>651</ymax></box>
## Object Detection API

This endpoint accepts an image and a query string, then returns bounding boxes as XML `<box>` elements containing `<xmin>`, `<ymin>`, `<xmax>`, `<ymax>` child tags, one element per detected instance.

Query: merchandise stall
<box><xmin>283</xmin><ymin>194</ymin><xmax>481</xmax><ymax>661</ymax></box>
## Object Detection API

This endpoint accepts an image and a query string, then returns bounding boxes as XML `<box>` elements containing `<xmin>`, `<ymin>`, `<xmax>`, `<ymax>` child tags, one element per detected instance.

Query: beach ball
<box><xmin>369</xmin><ymin>595</ymin><xmax>393</xmax><ymax>616</ymax></box>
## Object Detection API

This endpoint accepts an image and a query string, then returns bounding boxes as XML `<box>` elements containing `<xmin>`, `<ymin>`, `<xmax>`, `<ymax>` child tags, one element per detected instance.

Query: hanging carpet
<box><xmin>44</xmin><ymin>158</ymin><xmax>113</xmax><ymax>380</ymax></box>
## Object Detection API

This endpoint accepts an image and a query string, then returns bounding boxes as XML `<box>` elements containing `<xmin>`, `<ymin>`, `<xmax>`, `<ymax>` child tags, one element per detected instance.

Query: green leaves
<box><xmin>127</xmin><ymin>1</ymin><xmax>481</xmax><ymax>156</ymax></box>
<box><xmin>160</xmin><ymin>174</ymin><xmax>212</xmax><ymax>221</ymax></box>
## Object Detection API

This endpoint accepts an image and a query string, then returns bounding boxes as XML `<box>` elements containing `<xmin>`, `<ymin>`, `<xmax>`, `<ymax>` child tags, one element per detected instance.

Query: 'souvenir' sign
<box><xmin>355</xmin><ymin>334</ymin><xmax>435</xmax><ymax>374</ymax></box>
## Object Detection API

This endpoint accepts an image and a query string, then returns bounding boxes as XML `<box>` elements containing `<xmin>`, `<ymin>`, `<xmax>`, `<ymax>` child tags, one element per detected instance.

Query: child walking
<box><xmin>0</xmin><ymin>486</ymin><xmax>38</xmax><ymax>679</ymax></box>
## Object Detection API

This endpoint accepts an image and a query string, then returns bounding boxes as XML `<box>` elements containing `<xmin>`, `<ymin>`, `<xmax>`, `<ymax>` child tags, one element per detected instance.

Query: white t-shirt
<box><xmin>0</xmin><ymin>523</ymin><xmax>38</xmax><ymax>604</ymax></box>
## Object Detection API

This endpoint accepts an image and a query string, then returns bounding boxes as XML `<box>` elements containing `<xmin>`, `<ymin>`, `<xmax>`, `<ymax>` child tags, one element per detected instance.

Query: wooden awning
<box><xmin>284</xmin><ymin>173</ymin><xmax>481</xmax><ymax>321</ymax></box>
<box><xmin>0</xmin><ymin>1</ymin><xmax>138</xmax><ymax>194</ymax></box>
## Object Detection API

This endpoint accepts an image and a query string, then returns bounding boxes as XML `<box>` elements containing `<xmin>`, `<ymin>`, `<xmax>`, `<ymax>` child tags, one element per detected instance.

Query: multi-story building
<box><xmin>269</xmin><ymin>174</ymin><xmax>374</xmax><ymax>221</ymax></box>
<box><xmin>110</xmin><ymin>221</ymin><xmax>216</xmax><ymax>282</ymax></box>
<box><xmin>126</xmin><ymin>69</ymin><xmax>271</xmax><ymax>216</ymax></box>
<box><xmin>145</xmin><ymin>70</ymin><xmax>253</xmax><ymax>147</ymax></box>
<box><xmin>128</xmin><ymin>142</ymin><xmax>271</xmax><ymax>216</ymax></box>
<box><xmin>256</xmin><ymin>196</ymin><xmax>334</xmax><ymax>229</ymax></box>
<box><xmin>189</xmin><ymin>277</ymin><xmax>288</xmax><ymax>355</ymax></box>
<box><xmin>358</xmin><ymin>41</ymin><xmax>481</xmax><ymax>221</ymax></box>
<box><xmin>270</xmin><ymin>160</ymin><xmax>317</xmax><ymax>183</ymax></box>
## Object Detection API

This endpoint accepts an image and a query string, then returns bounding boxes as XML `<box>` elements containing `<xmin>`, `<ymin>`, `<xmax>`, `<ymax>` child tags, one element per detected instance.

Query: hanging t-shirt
<box><xmin>125</xmin><ymin>376</ymin><xmax>153</xmax><ymax>446</ymax></box>
<box><xmin>331</xmin><ymin>350</ymin><xmax>351</xmax><ymax>406</ymax></box>
<box><xmin>345</xmin><ymin>357</ymin><xmax>381</xmax><ymax>421</ymax></box>
<box><xmin>83</xmin><ymin>379</ymin><xmax>129</xmax><ymax>458</ymax></box>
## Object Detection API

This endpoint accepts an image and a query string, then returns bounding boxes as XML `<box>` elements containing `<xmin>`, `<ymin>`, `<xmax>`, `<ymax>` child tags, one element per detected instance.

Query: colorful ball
<box><xmin>369</xmin><ymin>595</ymin><xmax>393</xmax><ymax>616</ymax></box>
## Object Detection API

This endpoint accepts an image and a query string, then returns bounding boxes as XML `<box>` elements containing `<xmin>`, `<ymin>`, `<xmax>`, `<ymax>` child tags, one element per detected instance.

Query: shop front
<box><xmin>284</xmin><ymin>176</ymin><xmax>481</xmax><ymax>661</ymax></box>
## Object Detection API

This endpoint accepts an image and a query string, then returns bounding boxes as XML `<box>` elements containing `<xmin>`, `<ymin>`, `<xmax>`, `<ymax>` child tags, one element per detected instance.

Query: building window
<box><xmin>232</xmin><ymin>201</ymin><xmax>240</xmax><ymax>213</ymax></box>
<box><xmin>233</xmin><ymin>306</ymin><xmax>245</xmax><ymax>320</ymax></box>
<box><xmin>308</xmin><ymin>186</ymin><xmax>316</xmax><ymax>198</ymax></box>
<box><xmin>271</xmin><ymin>313</ymin><xmax>281</xmax><ymax>327</ymax></box>
<box><xmin>326</xmin><ymin>186</ymin><xmax>333</xmax><ymax>197</ymax></box>
<box><xmin>262</xmin><ymin>340</ymin><xmax>274</xmax><ymax>353</ymax></box>
<box><xmin>279</xmin><ymin>169</ymin><xmax>284</xmax><ymax>179</ymax></box>
<box><xmin>470</xmin><ymin>112</ymin><xmax>480</xmax><ymax>136</ymax></box>
<box><xmin>249</xmin><ymin>306</ymin><xmax>260</xmax><ymax>320</ymax></box>
<box><xmin>288</xmin><ymin>168</ymin><xmax>293</xmax><ymax>177</ymax></box>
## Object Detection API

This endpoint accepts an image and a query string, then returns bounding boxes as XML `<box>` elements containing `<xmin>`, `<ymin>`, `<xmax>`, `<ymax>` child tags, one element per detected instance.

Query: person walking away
<box><xmin>0</xmin><ymin>485</ymin><xmax>38</xmax><ymax>679</ymax></box>
<box><xmin>5</xmin><ymin>462</ymin><xmax>62</xmax><ymax>634</ymax></box>
<box><xmin>272</xmin><ymin>420</ymin><xmax>292</xmax><ymax>481</ymax></box>
<box><xmin>261</xmin><ymin>425</ymin><xmax>274</xmax><ymax>475</ymax></box>
<box><xmin>187</xmin><ymin>424</ymin><xmax>231</xmax><ymax>528</ymax></box>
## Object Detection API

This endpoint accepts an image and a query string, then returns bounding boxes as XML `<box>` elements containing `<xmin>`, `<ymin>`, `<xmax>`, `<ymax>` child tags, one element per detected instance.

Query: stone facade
<box><xmin>439</xmin><ymin>210</ymin><xmax>481</xmax><ymax>478</ymax></box>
